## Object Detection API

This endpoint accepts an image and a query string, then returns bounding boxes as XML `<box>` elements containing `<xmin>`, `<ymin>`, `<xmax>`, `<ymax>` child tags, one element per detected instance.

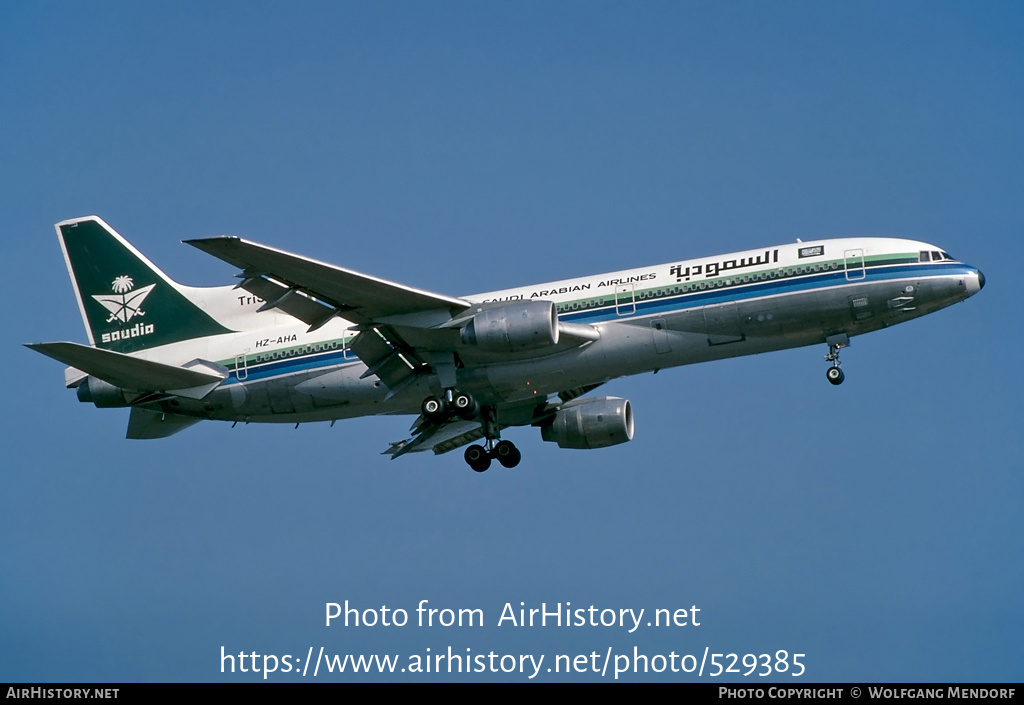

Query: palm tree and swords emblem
<box><xmin>91</xmin><ymin>275</ymin><xmax>156</xmax><ymax>324</ymax></box>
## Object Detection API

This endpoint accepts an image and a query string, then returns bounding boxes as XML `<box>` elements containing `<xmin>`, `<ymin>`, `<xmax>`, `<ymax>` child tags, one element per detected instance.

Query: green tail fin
<box><xmin>57</xmin><ymin>216</ymin><xmax>232</xmax><ymax>353</ymax></box>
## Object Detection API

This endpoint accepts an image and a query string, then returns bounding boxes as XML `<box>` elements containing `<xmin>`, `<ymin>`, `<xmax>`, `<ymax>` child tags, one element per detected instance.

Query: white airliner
<box><xmin>28</xmin><ymin>216</ymin><xmax>985</xmax><ymax>471</ymax></box>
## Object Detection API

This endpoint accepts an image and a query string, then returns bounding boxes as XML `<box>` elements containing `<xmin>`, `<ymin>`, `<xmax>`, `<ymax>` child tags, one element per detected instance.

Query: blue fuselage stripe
<box><xmin>226</xmin><ymin>262</ymin><xmax>971</xmax><ymax>384</ymax></box>
<box><xmin>562</xmin><ymin>263</ymin><xmax>971</xmax><ymax>324</ymax></box>
<box><xmin>224</xmin><ymin>349</ymin><xmax>355</xmax><ymax>385</ymax></box>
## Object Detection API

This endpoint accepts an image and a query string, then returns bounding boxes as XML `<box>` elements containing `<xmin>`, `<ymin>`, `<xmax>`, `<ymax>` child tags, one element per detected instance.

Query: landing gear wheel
<box><xmin>824</xmin><ymin>336</ymin><xmax>848</xmax><ymax>386</ymax></box>
<box><xmin>493</xmin><ymin>440</ymin><xmax>521</xmax><ymax>469</ymax></box>
<box><xmin>464</xmin><ymin>445</ymin><xmax>491</xmax><ymax>472</ymax></box>
<box><xmin>421</xmin><ymin>396</ymin><xmax>448</xmax><ymax>423</ymax></box>
<box><xmin>826</xmin><ymin>366</ymin><xmax>845</xmax><ymax>385</ymax></box>
<box><xmin>452</xmin><ymin>392</ymin><xmax>479</xmax><ymax>420</ymax></box>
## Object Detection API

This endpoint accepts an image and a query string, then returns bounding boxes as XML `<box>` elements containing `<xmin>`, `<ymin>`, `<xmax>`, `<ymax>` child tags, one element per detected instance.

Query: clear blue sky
<box><xmin>2</xmin><ymin>1</ymin><xmax>1021</xmax><ymax>682</ymax></box>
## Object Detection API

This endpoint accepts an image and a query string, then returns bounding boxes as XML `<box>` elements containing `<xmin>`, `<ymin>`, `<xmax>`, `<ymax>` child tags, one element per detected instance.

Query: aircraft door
<box><xmin>651</xmin><ymin>318</ymin><xmax>671</xmax><ymax>354</ymax></box>
<box><xmin>234</xmin><ymin>350</ymin><xmax>249</xmax><ymax>380</ymax></box>
<box><xmin>267</xmin><ymin>377</ymin><xmax>297</xmax><ymax>414</ymax></box>
<box><xmin>615</xmin><ymin>284</ymin><xmax>636</xmax><ymax>316</ymax></box>
<box><xmin>844</xmin><ymin>249</ymin><xmax>866</xmax><ymax>281</ymax></box>
<box><xmin>704</xmin><ymin>302</ymin><xmax>745</xmax><ymax>345</ymax></box>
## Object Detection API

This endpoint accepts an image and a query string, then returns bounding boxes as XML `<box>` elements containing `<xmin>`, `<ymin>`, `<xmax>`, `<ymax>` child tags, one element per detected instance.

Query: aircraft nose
<box><xmin>965</xmin><ymin>268</ymin><xmax>985</xmax><ymax>296</ymax></box>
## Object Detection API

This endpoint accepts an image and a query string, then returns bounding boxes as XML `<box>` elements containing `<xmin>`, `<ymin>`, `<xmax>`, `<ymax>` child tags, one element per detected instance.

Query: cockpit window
<box><xmin>941</xmin><ymin>251</ymin><xmax>954</xmax><ymax>261</ymax></box>
<box><xmin>931</xmin><ymin>251</ymin><xmax>942</xmax><ymax>261</ymax></box>
<box><xmin>919</xmin><ymin>251</ymin><xmax>931</xmax><ymax>262</ymax></box>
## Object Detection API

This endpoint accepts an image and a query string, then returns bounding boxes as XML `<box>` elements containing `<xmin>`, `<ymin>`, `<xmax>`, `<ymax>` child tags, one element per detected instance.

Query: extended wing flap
<box><xmin>235</xmin><ymin>275</ymin><xmax>338</xmax><ymax>327</ymax></box>
<box><xmin>185</xmin><ymin>236</ymin><xmax>471</xmax><ymax>323</ymax></box>
<box><xmin>349</xmin><ymin>326</ymin><xmax>426</xmax><ymax>389</ymax></box>
<box><xmin>27</xmin><ymin>342</ymin><xmax>227</xmax><ymax>396</ymax></box>
<box><xmin>384</xmin><ymin>418</ymin><xmax>485</xmax><ymax>458</ymax></box>
<box><xmin>384</xmin><ymin>397</ymin><xmax>546</xmax><ymax>459</ymax></box>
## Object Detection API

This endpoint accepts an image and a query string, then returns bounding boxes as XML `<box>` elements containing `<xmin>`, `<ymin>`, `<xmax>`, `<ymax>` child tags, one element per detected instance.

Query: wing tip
<box><xmin>182</xmin><ymin>235</ymin><xmax>242</xmax><ymax>246</ymax></box>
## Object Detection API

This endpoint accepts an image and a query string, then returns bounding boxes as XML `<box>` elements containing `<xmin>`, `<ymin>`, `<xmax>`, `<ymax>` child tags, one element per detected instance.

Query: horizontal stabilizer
<box><xmin>27</xmin><ymin>342</ymin><xmax>227</xmax><ymax>398</ymax></box>
<box><xmin>126</xmin><ymin>408</ymin><xmax>203</xmax><ymax>439</ymax></box>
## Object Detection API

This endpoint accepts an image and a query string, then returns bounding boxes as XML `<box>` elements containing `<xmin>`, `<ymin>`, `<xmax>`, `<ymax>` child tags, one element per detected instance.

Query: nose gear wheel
<box><xmin>824</xmin><ymin>339</ymin><xmax>846</xmax><ymax>385</ymax></box>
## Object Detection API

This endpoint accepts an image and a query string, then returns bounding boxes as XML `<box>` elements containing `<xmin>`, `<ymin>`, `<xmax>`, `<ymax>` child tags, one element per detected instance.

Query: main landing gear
<box><xmin>421</xmin><ymin>391</ymin><xmax>478</xmax><ymax>423</ymax></box>
<box><xmin>464</xmin><ymin>439</ymin><xmax>521</xmax><ymax>472</ymax></box>
<box><xmin>420</xmin><ymin>390</ymin><xmax>521</xmax><ymax>472</ymax></box>
<box><xmin>824</xmin><ymin>335</ymin><xmax>848</xmax><ymax>386</ymax></box>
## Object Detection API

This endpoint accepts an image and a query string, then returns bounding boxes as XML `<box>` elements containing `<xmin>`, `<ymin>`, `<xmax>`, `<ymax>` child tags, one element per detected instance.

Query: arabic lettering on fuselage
<box><xmin>479</xmin><ymin>250</ymin><xmax>780</xmax><ymax>304</ymax></box>
<box><xmin>669</xmin><ymin>249</ymin><xmax>779</xmax><ymax>283</ymax></box>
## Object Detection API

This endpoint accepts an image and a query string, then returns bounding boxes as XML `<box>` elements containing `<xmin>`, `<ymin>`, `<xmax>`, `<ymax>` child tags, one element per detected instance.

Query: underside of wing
<box><xmin>185</xmin><ymin>235</ymin><xmax>602</xmax><ymax>399</ymax></box>
<box><xmin>383</xmin><ymin>418</ymin><xmax>487</xmax><ymax>458</ymax></box>
<box><xmin>383</xmin><ymin>395</ymin><xmax>557</xmax><ymax>458</ymax></box>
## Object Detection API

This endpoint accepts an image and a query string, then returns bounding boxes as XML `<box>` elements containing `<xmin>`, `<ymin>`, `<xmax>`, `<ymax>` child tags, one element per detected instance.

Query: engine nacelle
<box><xmin>541</xmin><ymin>396</ymin><xmax>634</xmax><ymax>450</ymax></box>
<box><xmin>461</xmin><ymin>300</ymin><xmax>559</xmax><ymax>353</ymax></box>
<box><xmin>76</xmin><ymin>376</ymin><xmax>131</xmax><ymax>408</ymax></box>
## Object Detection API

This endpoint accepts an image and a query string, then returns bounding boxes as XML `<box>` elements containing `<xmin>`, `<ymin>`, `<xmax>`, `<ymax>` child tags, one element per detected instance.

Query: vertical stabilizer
<box><xmin>57</xmin><ymin>216</ymin><xmax>232</xmax><ymax>353</ymax></box>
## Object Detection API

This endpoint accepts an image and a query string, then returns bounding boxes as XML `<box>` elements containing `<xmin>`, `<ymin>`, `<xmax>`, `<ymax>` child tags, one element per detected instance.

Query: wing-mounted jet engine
<box><xmin>460</xmin><ymin>300</ymin><xmax>559</xmax><ymax>352</ymax></box>
<box><xmin>538</xmin><ymin>396</ymin><xmax>634</xmax><ymax>450</ymax></box>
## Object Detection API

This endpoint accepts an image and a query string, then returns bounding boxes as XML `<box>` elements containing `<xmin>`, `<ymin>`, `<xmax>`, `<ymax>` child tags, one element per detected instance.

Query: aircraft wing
<box><xmin>185</xmin><ymin>236</ymin><xmax>471</xmax><ymax>328</ymax></box>
<box><xmin>186</xmin><ymin>236</ymin><xmax>600</xmax><ymax>394</ymax></box>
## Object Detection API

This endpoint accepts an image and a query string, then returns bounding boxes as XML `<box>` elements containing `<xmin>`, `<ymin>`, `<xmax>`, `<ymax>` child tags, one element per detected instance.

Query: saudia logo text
<box><xmin>91</xmin><ymin>275</ymin><xmax>157</xmax><ymax>344</ymax></box>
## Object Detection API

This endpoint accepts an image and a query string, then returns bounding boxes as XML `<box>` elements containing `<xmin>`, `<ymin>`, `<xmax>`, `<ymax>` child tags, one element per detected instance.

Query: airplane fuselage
<box><xmin>33</xmin><ymin>217</ymin><xmax>982</xmax><ymax>463</ymax></box>
<box><xmin>133</xmin><ymin>236</ymin><xmax>981</xmax><ymax>427</ymax></box>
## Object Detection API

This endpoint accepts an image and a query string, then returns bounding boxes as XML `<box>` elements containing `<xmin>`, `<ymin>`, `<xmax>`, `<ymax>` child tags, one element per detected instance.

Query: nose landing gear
<box><xmin>824</xmin><ymin>333</ymin><xmax>849</xmax><ymax>385</ymax></box>
<box><xmin>825</xmin><ymin>365</ymin><xmax>845</xmax><ymax>385</ymax></box>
